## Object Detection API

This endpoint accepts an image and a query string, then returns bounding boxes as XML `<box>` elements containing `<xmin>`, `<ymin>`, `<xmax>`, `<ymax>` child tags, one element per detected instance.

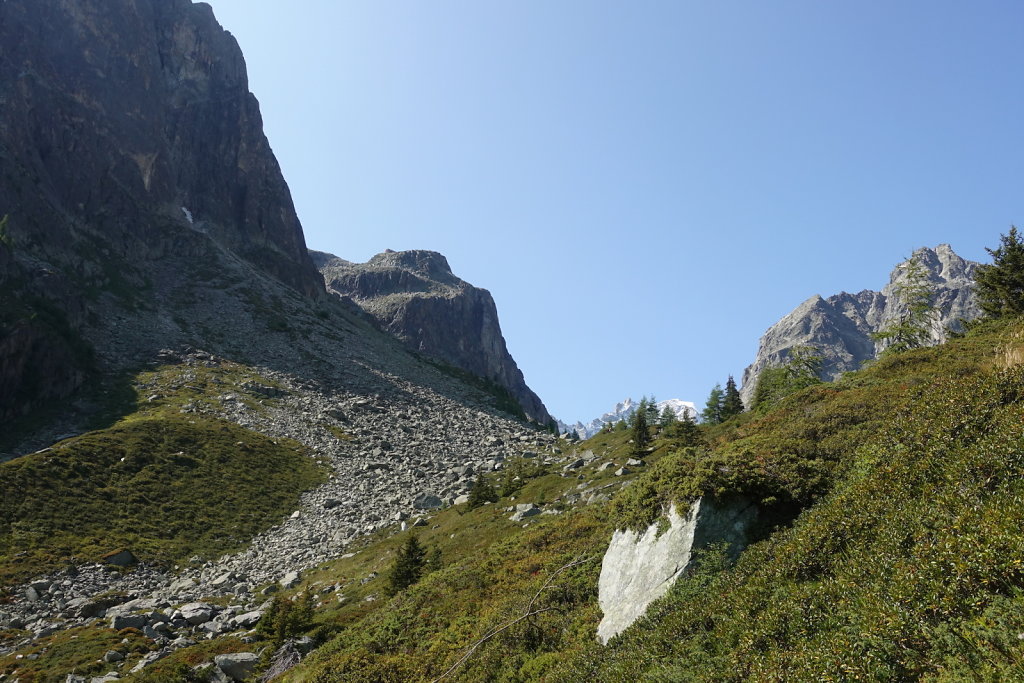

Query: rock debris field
<box><xmin>0</xmin><ymin>349</ymin><xmax>590</xmax><ymax>678</ymax></box>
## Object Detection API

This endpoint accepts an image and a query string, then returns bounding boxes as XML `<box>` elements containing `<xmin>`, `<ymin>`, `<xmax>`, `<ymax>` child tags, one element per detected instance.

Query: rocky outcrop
<box><xmin>0</xmin><ymin>0</ymin><xmax>324</xmax><ymax>423</ymax></box>
<box><xmin>597</xmin><ymin>497</ymin><xmax>758</xmax><ymax>644</ymax></box>
<box><xmin>0</xmin><ymin>0</ymin><xmax>322</xmax><ymax>296</ymax></box>
<box><xmin>740</xmin><ymin>245</ymin><xmax>980</xmax><ymax>406</ymax></box>
<box><xmin>314</xmin><ymin>249</ymin><xmax>551</xmax><ymax>424</ymax></box>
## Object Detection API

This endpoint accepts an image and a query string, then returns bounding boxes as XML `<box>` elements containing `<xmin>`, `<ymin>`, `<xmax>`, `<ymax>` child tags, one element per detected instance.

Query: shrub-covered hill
<box><xmin>0</xmin><ymin>362</ymin><xmax>326</xmax><ymax>584</ymax></box>
<box><xmin>7</xmin><ymin>318</ymin><xmax>1024</xmax><ymax>682</ymax></box>
<box><xmin>256</xmin><ymin>318</ymin><xmax>1024</xmax><ymax>681</ymax></box>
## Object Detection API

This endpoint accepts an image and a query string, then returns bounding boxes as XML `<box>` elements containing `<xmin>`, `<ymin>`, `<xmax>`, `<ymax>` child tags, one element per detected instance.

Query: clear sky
<box><xmin>205</xmin><ymin>0</ymin><xmax>1022</xmax><ymax>424</ymax></box>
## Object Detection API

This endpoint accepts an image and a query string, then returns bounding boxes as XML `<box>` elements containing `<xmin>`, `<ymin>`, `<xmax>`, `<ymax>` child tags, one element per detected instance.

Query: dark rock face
<box><xmin>314</xmin><ymin>250</ymin><xmax>552</xmax><ymax>424</ymax></box>
<box><xmin>0</xmin><ymin>0</ymin><xmax>323</xmax><ymax>422</ymax></box>
<box><xmin>0</xmin><ymin>0</ymin><xmax>321</xmax><ymax>295</ymax></box>
<box><xmin>740</xmin><ymin>245</ymin><xmax>981</xmax><ymax>407</ymax></box>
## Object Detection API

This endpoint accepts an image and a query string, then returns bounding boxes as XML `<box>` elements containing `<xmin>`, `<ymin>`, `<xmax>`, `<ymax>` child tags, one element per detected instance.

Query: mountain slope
<box><xmin>313</xmin><ymin>249</ymin><xmax>551</xmax><ymax>424</ymax></box>
<box><xmin>739</xmin><ymin>244</ymin><xmax>979</xmax><ymax>406</ymax></box>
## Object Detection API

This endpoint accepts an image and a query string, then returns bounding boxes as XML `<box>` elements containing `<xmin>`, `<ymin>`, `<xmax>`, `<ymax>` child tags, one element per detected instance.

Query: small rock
<box><xmin>279</xmin><ymin>571</ymin><xmax>301</xmax><ymax>589</ymax></box>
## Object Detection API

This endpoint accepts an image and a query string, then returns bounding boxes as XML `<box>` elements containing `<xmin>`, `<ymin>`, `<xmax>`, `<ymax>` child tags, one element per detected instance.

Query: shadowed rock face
<box><xmin>0</xmin><ymin>0</ymin><xmax>323</xmax><ymax>420</ymax></box>
<box><xmin>740</xmin><ymin>245</ymin><xmax>980</xmax><ymax>407</ymax></box>
<box><xmin>0</xmin><ymin>0</ymin><xmax>322</xmax><ymax>296</ymax></box>
<box><xmin>314</xmin><ymin>249</ymin><xmax>552</xmax><ymax>424</ymax></box>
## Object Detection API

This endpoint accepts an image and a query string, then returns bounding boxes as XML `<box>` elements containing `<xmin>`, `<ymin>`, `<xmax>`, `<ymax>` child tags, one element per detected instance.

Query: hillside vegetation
<box><xmin>254</xmin><ymin>317</ymin><xmax>1024</xmax><ymax>681</ymax></box>
<box><xmin>0</xmin><ymin>362</ymin><xmax>326</xmax><ymax>583</ymax></box>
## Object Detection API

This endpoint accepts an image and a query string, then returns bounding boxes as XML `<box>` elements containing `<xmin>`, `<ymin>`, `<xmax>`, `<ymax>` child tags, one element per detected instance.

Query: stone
<box><xmin>614</xmin><ymin>467</ymin><xmax>631</xmax><ymax>476</ymax></box>
<box><xmin>323</xmin><ymin>498</ymin><xmax>343</xmax><ymax>509</ymax></box>
<box><xmin>509</xmin><ymin>504</ymin><xmax>541</xmax><ymax>522</ymax></box>
<box><xmin>210</xmin><ymin>572</ymin><xmax>234</xmax><ymax>587</ymax></box>
<box><xmin>596</xmin><ymin>497</ymin><xmax>759</xmax><ymax>644</ymax></box>
<box><xmin>168</xmin><ymin>577</ymin><xmax>197</xmax><ymax>594</ymax></box>
<box><xmin>102</xmin><ymin>549</ymin><xmax>137</xmax><ymax>567</ymax></box>
<box><xmin>214</xmin><ymin>652</ymin><xmax>260</xmax><ymax>681</ymax></box>
<box><xmin>413</xmin><ymin>492</ymin><xmax>443</xmax><ymax>510</ymax></box>
<box><xmin>279</xmin><ymin>571</ymin><xmax>302</xmax><ymax>589</ymax></box>
<box><xmin>179</xmin><ymin>602</ymin><xmax>215</xmax><ymax>625</ymax></box>
<box><xmin>231</xmin><ymin>610</ymin><xmax>263</xmax><ymax>629</ymax></box>
<box><xmin>110</xmin><ymin>614</ymin><xmax>147</xmax><ymax>630</ymax></box>
<box><xmin>103</xmin><ymin>650</ymin><xmax>125</xmax><ymax>663</ymax></box>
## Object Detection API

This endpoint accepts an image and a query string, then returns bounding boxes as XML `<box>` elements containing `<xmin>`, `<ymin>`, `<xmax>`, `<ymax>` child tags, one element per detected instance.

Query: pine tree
<box><xmin>387</xmin><ymin>534</ymin><xmax>426</xmax><ymax>595</ymax></box>
<box><xmin>659</xmin><ymin>405</ymin><xmax>677</xmax><ymax>428</ymax></box>
<box><xmin>871</xmin><ymin>253</ymin><xmax>936</xmax><ymax>353</ymax></box>
<box><xmin>631</xmin><ymin>407</ymin><xmax>650</xmax><ymax>456</ymax></box>
<box><xmin>701</xmin><ymin>384</ymin><xmax>724</xmax><ymax>424</ymax></box>
<box><xmin>975</xmin><ymin>227</ymin><xmax>1024</xmax><ymax>318</ymax></box>
<box><xmin>467</xmin><ymin>475</ymin><xmax>499</xmax><ymax>509</ymax></box>
<box><xmin>644</xmin><ymin>395</ymin><xmax>660</xmax><ymax>425</ymax></box>
<box><xmin>670</xmin><ymin>409</ymin><xmax>703</xmax><ymax>447</ymax></box>
<box><xmin>721</xmin><ymin>375</ymin><xmax>743</xmax><ymax>418</ymax></box>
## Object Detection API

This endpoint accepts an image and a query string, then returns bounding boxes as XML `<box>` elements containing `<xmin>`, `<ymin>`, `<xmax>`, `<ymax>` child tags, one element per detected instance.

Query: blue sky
<box><xmin>206</xmin><ymin>1</ymin><xmax>1022</xmax><ymax>423</ymax></box>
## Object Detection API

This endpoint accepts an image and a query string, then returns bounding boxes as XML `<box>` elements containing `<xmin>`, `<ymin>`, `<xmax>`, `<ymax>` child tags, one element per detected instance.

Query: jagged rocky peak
<box><xmin>0</xmin><ymin>0</ymin><xmax>323</xmax><ymax>297</ymax></box>
<box><xmin>739</xmin><ymin>245</ymin><xmax>981</xmax><ymax>407</ymax></box>
<box><xmin>313</xmin><ymin>249</ymin><xmax>552</xmax><ymax>424</ymax></box>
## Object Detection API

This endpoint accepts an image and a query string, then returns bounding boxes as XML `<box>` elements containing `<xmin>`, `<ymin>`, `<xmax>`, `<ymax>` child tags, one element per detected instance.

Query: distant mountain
<box><xmin>739</xmin><ymin>244</ymin><xmax>980</xmax><ymax>407</ymax></box>
<box><xmin>559</xmin><ymin>397</ymin><xmax>697</xmax><ymax>438</ymax></box>
<box><xmin>312</xmin><ymin>249</ymin><xmax>551</xmax><ymax>425</ymax></box>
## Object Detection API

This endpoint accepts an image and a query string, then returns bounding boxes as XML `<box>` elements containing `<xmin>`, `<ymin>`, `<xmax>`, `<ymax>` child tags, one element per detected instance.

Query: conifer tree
<box><xmin>975</xmin><ymin>226</ymin><xmax>1024</xmax><ymax>318</ymax></box>
<box><xmin>631</xmin><ymin>407</ymin><xmax>650</xmax><ymax>455</ymax></box>
<box><xmin>671</xmin><ymin>409</ymin><xmax>703</xmax><ymax>447</ymax></box>
<box><xmin>871</xmin><ymin>253</ymin><xmax>936</xmax><ymax>353</ymax></box>
<box><xmin>701</xmin><ymin>384</ymin><xmax>724</xmax><ymax>424</ymax></box>
<box><xmin>644</xmin><ymin>395</ymin><xmax>660</xmax><ymax>425</ymax></box>
<box><xmin>721</xmin><ymin>375</ymin><xmax>744</xmax><ymax>418</ymax></box>
<box><xmin>387</xmin><ymin>534</ymin><xmax>426</xmax><ymax>595</ymax></box>
<box><xmin>467</xmin><ymin>475</ymin><xmax>499</xmax><ymax>509</ymax></box>
<box><xmin>659</xmin><ymin>405</ymin><xmax>678</xmax><ymax>428</ymax></box>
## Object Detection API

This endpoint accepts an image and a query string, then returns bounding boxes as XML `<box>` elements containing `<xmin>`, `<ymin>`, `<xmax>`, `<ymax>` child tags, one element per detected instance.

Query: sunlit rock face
<box><xmin>740</xmin><ymin>245</ymin><xmax>980</xmax><ymax>407</ymax></box>
<box><xmin>597</xmin><ymin>497</ymin><xmax>758</xmax><ymax>645</ymax></box>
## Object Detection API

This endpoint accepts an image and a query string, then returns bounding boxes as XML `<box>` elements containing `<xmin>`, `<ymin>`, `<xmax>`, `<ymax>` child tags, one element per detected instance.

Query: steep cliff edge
<box><xmin>314</xmin><ymin>249</ymin><xmax>551</xmax><ymax>424</ymax></box>
<box><xmin>0</xmin><ymin>0</ymin><xmax>324</xmax><ymax>421</ymax></box>
<box><xmin>740</xmin><ymin>245</ymin><xmax>980</xmax><ymax>407</ymax></box>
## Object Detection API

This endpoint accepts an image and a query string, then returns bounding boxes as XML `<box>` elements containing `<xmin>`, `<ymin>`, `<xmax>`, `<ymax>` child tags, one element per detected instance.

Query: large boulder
<box><xmin>596</xmin><ymin>497</ymin><xmax>758</xmax><ymax>644</ymax></box>
<box><xmin>214</xmin><ymin>652</ymin><xmax>259</xmax><ymax>681</ymax></box>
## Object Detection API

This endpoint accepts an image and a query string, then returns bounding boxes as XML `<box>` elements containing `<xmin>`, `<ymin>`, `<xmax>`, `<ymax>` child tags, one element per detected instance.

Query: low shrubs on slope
<box><xmin>0</xmin><ymin>414</ymin><xmax>324</xmax><ymax>582</ymax></box>
<box><xmin>548</xmin><ymin>323</ymin><xmax>1024</xmax><ymax>680</ymax></box>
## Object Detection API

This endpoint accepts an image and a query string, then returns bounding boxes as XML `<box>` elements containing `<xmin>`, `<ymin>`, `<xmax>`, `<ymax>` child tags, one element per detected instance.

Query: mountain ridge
<box><xmin>313</xmin><ymin>248</ymin><xmax>552</xmax><ymax>424</ymax></box>
<box><xmin>739</xmin><ymin>244</ymin><xmax>980</xmax><ymax>406</ymax></box>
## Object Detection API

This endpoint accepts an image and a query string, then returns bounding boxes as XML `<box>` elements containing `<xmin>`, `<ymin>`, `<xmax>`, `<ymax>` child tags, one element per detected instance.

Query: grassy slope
<box><xmin>0</xmin><ymin>361</ymin><xmax>326</xmax><ymax>583</ymax></box>
<box><xmin>271</xmin><ymin>318</ymin><xmax>1024</xmax><ymax>681</ymax></box>
<box><xmin>9</xmin><ymin>321</ymin><xmax>1024</xmax><ymax>681</ymax></box>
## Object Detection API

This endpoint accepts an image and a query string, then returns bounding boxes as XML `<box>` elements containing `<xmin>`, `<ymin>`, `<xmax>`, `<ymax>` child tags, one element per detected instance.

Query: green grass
<box><xmin>0</xmin><ymin>360</ymin><xmax>324</xmax><ymax>583</ymax></box>
<box><xmin>0</xmin><ymin>414</ymin><xmax>325</xmax><ymax>582</ymax></box>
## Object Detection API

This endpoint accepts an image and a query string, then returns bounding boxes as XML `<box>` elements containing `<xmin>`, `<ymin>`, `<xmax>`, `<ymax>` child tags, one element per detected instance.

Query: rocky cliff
<box><xmin>0</xmin><ymin>0</ymin><xmax>327</xmax><ymax>421</ymax></box>
<box><xmin>314</xmin><ymin>249</ymin><xmax>551</xmax><ymax>424</ymax></box>
<box><xmin>739</xmin><ymin>244</ymin><xmax>980</xmax><ymax>406</ymax></box>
